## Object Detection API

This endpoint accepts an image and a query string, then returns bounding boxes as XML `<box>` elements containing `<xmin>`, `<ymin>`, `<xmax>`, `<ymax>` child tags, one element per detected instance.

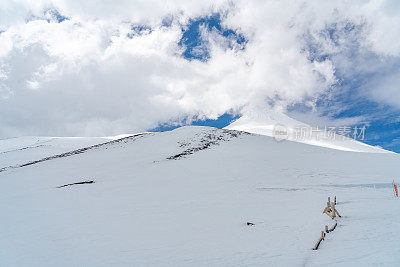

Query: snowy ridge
<box><xmin>225</xmin><ymin>112</ymin><xmax>392</xmax><ymax>153</ymax></box>
<box><xmin>0</xmin><ymin>133</ymin><xmax>148</xmax><ymax>172</ymax></box>
<box><xmin>0</xmin><ymin>136</ymin><xmax>121</xmax><ymax>170</ymax></box>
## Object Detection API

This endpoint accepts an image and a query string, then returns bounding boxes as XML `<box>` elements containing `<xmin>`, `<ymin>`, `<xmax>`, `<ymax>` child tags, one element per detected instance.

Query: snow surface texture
<box><xmin>1</xmin><ymin>126</ymin><xmax>399</xmax><ymax>266</ymax></box>
<box><xmin>225</xmin><ymin>112</ymin><xmax>391</xmax><ymax>153</ymax></box>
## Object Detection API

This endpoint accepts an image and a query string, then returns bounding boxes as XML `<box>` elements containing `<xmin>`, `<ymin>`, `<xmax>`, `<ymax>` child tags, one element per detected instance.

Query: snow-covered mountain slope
<box><xmin>0</xmin><ymin>135</ymin><xmax>131</xmax><ymax>170</ymax></box>
<box><xmin>225</xmin><ymin>112</ymin><xmax>391</xmax><ymax>153</ymax></box>
<box><xmin>1</xmin><ymin>126</ymin><xmax>399</xmax><ymax>266</ymax></box>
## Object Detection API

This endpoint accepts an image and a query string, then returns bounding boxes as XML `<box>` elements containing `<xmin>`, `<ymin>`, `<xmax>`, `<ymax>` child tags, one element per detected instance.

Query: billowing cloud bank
<box><xmin>0</xmin><ymin>0</ymin><xmax>399</xmax><ymax>136</ymax></box>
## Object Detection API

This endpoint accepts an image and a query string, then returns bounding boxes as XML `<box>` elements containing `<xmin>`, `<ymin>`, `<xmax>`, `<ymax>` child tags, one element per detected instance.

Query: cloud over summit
<box><xmin>0</xmin><ymin>0</ymin><xmax>399</xmax><ymax>137</ymax></box>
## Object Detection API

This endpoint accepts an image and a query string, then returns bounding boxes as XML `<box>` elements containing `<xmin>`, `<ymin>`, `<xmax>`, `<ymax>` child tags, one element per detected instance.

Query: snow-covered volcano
<box><xmin>1</xmin><ymin>126</ymin><xmax>399</xmax><ymax>266</ymax></box>
<box><xmin>225</xmin><ymin>111</ymin><xmax>390</xmax><ymax>153</ymax></box>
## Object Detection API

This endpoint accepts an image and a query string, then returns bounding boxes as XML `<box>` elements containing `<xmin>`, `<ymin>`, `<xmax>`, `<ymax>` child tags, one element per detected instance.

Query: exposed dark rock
<box><xmin>57</xmin><ymin>180</ymin><xmax>94</xmax><ymax>188</ymax></box>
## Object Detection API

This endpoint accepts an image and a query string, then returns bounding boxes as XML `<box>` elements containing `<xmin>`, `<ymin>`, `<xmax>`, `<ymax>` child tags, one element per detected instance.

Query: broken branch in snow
<box><xmin>328</xmin><ymin>222</ymin><xmax>338</xmax><ymax>232</ymax></box>
<box><xmin>57</xmin><ymin>180</ymin><xmax>94</xmax><ymax>188</ymax></box>
<box><xmin>313</xmin><ymin>231</ymin><xmax>326</xmax><ymax>250</ymax></box>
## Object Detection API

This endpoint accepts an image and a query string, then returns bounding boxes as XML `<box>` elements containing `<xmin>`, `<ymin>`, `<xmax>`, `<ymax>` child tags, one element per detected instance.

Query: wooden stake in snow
<box><xmin>323</xmin><ymin>197</ymin><xmax>341</xmax><ymax>219</ymax></box>
<box><xmin>322</xmin><ymin>200</ymin><xmax>333</xmax><ymax>218</ymax></box>
<box><xmin>331</xmin><ymin>202</ymin><xmax>341</xmax><ymax>218</ymax></box>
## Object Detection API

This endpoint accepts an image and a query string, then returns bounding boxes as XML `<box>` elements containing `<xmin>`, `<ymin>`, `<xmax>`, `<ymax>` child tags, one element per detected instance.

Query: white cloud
<box><xmin>368</xmin><ymin>68</ymin><xmax>400</xmax><ymax>109</ymax></box>
<box><xmin>0</xmin><ymin>0</ymin><xmax>399</xmax><ymax>137</ymax></box>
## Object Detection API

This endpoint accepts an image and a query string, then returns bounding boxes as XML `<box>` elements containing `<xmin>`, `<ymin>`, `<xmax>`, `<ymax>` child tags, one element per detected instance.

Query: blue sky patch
<box><xmin>45</xmin><ymin>9</ymin><xmax>69</xmax><ymax>23</ymax></box>
<box><xmin>25</xmin><ymin>9</ymin><xmax>69</xmax><ymax>23</ymax></box>
<box><xmin>150</xmin><ymin>113</ymin><xmax>240</xmax><ymax>132</ymax></box>
<box><xmin>127</xmin><ymin>25</ymin><xmax>152</xmax><ymax>38</ymax></box>
<box><xmin>178</xmin><ymin>13</ymin><xmax>247</xmax><ymax>61</ymax></box>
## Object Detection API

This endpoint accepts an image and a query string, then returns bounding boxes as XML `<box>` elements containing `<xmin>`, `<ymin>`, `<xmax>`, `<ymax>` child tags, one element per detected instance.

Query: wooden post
<box><xmin>323</xmin><ymin>201</ymin><xmax>334</xmax><ymax>218</ymax></box>
<box><xmin>325</xmin><ymin>225</ymin><xmax>329</xmax><ymax>233</ymax></box>
<box><xmin>335</xmin><ymin>208</ymin><xmax>341</xmax><ymax>218</ymax></box>
<box><xmin>334</xmin><ymin>196</ymin><xmax>337</xmax><ymax>205</ymax></box>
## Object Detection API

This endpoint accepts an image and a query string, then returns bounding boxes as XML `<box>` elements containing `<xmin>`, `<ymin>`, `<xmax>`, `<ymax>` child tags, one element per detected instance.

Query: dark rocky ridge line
<box><xmin>0</xmin><ymin>133</ymin><xmax>149</xmax><ymax>173</ymax></box>
<box><xmin>167</xmin><ymin>129</ymin><xmax>250</xmax><ymax>160</ymax></box>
